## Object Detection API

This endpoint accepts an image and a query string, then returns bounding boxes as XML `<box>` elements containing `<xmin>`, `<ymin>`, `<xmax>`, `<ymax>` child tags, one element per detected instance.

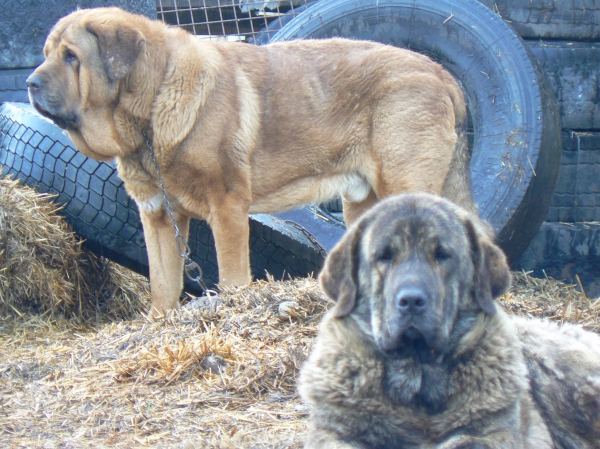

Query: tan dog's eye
<box><xmin>64</xmin><ymin>49</ymin><xmax>78</xmax><ymax>64</ymax></box>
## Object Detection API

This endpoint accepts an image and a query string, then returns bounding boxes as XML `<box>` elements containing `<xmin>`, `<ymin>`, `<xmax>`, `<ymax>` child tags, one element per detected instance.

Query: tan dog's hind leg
<box><xmin>342</xmin><ymin>189</ymin><xmax>378</xmax><ymax>226</ymax></box>
<box><xmin>139</xmin><ymin>209</ymin><xmax>189</xmax><ymax>319</ymax></box>
<box><xmin>371</xmin><ymin>89</ymin><xmax>457</xmax><ymax>204</ymax></box>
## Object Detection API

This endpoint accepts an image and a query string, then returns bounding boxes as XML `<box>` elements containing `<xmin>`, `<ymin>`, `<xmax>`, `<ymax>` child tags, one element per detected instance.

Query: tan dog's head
<box><xmin>320</xmin><ymin>193</ymin><xmax>510</xmax><ymax>362</ymax></box>
<box><xmin>27</xmin><ymin>8</ymin><xmax>148</xmax><ymax>160</ymax></box>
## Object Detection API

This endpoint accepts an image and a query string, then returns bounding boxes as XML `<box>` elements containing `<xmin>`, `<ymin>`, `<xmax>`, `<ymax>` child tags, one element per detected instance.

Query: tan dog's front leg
<box><xmin>139</xmin><ymin>208</ymin><xmax>190</xmax><ymax>318</ymax></box>
<box><xmin>208</xmin><ymin>200</ymin><xmax>251</xmax><ymax>286</ymax></box>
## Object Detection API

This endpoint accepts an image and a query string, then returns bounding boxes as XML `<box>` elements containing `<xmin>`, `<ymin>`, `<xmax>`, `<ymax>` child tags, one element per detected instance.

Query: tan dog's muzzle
<box><xmin>27</xmin><ymin>67</ymin><xmax>78</xmax><ymax>130</ymax></box>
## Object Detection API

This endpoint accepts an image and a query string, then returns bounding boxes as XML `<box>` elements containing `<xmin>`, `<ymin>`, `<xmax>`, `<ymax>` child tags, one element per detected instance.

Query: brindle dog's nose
<box><xmin>397</xmin><ymin>288</ymin><xmax>428</xmax><ymax>315</ymax></box>
<box><xmin>26</xmin><ymin>73</ymin><xmax>43</xmax><ymax>90</ymax></box>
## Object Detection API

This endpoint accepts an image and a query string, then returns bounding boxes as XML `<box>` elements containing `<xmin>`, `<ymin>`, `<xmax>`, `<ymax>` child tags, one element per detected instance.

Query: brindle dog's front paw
<box><xmin>454</xmin><ymin>443</ymin><xmax>489</xmax><ymax>449</ymax></box>
<box><xmin>438</xmin><ymin>436</ymin><xmax>493</xmax><ymax>449</ymax></box>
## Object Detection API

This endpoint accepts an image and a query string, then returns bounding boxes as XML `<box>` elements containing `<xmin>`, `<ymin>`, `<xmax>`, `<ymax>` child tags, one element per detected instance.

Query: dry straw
<box><xmin>0</xmin><ymin>177</ymin><xmax>597</xmax><ymax>448</ymax></box>
<box><xmin>0</xmin><ymin>175</ymin><xmax>148</xmax><ymax>321</ymax></box>
<box><xmin>504</xmin><ymin>271</ymin><xmax>600</xmax><ymax>333</ymax></box>
<box><xmin>0</xmin><ymin>278</ymin><xmax>326</xmax><ymax>448</ymax></box>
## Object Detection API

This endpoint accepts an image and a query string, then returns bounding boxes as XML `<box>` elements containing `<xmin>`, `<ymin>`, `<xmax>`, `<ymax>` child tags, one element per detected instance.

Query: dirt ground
<box><xmin>0</xmin><ymin>177</ymin><xmax>598</xmax><ymax>448</ymax></box>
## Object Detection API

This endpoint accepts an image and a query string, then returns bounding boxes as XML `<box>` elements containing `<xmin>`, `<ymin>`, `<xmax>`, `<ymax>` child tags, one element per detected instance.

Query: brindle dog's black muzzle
<box><xmin>376</xmin><ymin>260</ymin><xmax>444</xmax><ymax>361</ymax></box>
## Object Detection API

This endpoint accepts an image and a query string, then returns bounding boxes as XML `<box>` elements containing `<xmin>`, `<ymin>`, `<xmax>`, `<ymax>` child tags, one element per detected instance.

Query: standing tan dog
<box><xmin>27</xmin><ymin>7</ymin><xmax>474</xmax><ymax>317</ymax></box>
<box><xmin>301</xmin><ymin>193</ymin><xmax>600</xmax><ymax>448</ymax></box>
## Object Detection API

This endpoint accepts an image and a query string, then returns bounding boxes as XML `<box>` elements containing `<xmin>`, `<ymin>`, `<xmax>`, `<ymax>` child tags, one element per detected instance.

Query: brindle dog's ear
<box><xmin>86</xmin><ymin>21</ymin><xmax>145</xmax><ymax>80</ymax></box>
<box><xmin>319</xmin><ymin>222</ymin><xmax>365</xmax><ymax>318</ymax></box>
<box><xmin>464</xmin><ymin>218</ymin><xmax>511</xmax><ymax>315</ymax></box>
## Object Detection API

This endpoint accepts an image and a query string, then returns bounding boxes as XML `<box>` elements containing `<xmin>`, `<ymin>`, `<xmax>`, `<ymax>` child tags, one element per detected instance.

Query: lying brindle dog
<box><xmin>300</xmin><ymin>193</ymin><xmax>600</xmax><ymax>448</ymax></box>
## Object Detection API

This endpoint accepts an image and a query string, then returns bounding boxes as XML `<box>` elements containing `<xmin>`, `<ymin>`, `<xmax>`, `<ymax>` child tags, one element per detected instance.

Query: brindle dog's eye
<box><xmin>377</xmin><ymin>246</ymin><xmax>394</xmax><ymax>263</ymax></box>
<box><xmin>65</xmin><ymin>49</ymin><xmax>78</xmax><ymax>64</ymax></box>
<box><xmin>435</xmin><ymin>245</ymin><xmax>451</xmax><ymax>262</ymax></box>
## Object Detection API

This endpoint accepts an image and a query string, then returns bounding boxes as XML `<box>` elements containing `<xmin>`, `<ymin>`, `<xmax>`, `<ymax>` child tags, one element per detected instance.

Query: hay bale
<box><xmin>0</xmin><ymin>175</ymin><xmax>149</xmax><ymax>320</ymax></box>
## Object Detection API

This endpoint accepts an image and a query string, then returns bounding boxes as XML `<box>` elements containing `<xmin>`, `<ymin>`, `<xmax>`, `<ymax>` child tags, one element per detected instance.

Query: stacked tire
<box><xmin>486</xmin><ymin>0</ymin><xmax>600</xmax><ymax>297</ymax></box>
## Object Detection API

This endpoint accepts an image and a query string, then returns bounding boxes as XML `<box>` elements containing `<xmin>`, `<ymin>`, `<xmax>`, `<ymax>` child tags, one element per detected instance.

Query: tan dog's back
<box><xmin>235</xmin><ymin>39</ymin><xmax>471</xmax><ymax>219</ymax></box>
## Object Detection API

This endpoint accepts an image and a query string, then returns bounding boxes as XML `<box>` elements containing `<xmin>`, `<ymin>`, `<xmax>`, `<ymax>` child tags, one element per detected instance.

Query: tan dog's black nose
<box><xmin>397</xmin><ymin>288</ymin><xmax>427</xmax><ymax>315</ymax></box>
<box><xmin>26</xmin><ymin>73</ymin><xmax>43</xmax><ymax>90</ymax></box>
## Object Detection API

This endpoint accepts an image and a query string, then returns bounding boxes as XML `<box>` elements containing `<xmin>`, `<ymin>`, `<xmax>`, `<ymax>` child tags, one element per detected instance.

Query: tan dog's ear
<box><xmin>464</xmin><ymin>218</ymin><xmax>511</xmax><ymax>315</ymax></box>
<box><xmin>319</xmin><ymin>223</ymin><xmax>365</xmax><ymax>318</ymax></box>
<box><xmin>86</xmin><ymin>21</ymin><xmax>145</xmax><ymax>80</ymax></box>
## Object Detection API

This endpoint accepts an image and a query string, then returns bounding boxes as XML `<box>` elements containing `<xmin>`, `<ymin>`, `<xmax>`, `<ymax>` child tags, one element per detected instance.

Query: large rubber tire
<box><xmin>270</xmin><ymin>0</ymin><xmax>562</xmax><ymax>262</ymax></box>
<box><xmin>0</xmin><ymin>103</ymin><xmax>325</xmax><ymax>293</ymax></box>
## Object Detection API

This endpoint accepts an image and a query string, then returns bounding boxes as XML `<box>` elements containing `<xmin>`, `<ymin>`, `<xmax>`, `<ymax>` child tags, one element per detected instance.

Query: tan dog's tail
<box><xmin>441</xmin><ymin>75</ymin><xmax>476</xmax><ymax>215</ymax></box>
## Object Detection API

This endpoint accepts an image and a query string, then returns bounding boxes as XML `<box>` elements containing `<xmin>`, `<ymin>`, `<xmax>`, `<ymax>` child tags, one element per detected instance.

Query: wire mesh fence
<box><xmin>156</xmin><ymin>0</ymin><xmax>314</xmax><ymax>44</ymax></box>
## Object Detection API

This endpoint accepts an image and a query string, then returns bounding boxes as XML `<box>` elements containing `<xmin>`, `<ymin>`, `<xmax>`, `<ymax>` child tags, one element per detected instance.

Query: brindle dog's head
<box><xmin>27</xmin><ymin>8</ymin><xmax>147</xmax><ymax>160</ymax></box>
<box><xmin>320</xmin><ymin>193</ymin><xmax>510</xmax><ymax>363</ymax></box>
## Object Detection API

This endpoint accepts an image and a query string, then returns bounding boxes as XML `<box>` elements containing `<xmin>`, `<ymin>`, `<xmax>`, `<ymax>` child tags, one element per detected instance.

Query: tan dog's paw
<box><xmin>146</xmin><ymin>303</ymin><xmax>181</xmax><ymax>321</ymax></box>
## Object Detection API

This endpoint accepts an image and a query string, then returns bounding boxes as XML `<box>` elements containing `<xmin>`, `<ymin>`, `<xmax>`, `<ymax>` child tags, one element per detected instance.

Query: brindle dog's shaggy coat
<box><xmin>27</xmin><ymin>8</ymin><xmax>474</xmax><ymax>317</ymax></box>
<box><xmin>301</xmin><ymin>193</ymin><xmax>600</xmax><ymax>448</ymax></box>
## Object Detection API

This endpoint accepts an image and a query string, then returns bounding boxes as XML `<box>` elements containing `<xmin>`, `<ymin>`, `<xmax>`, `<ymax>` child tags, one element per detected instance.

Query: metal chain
<box><xmin>141</xmin><ymin>131</ymin><xmax>213</xmax><ymax>295</ymax></box>
<box><xmin>283</xmin><ymin>220</ymin><xmax>329</xmax><ymax>260</ymax></box>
